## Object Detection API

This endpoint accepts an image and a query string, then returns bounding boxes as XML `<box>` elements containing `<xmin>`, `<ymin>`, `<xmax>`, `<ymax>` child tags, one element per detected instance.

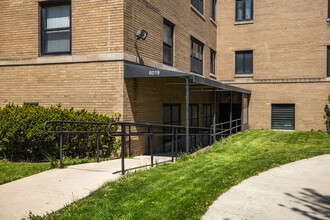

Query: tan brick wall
<box><xmin>0</xmin><ymin>0</ymin><xmax>125</xmax><ymax>59</ymax></box>
<box><xmin>217</xmin><ymin>0</ymin><xmax>330</xmax><ymax>131</ymax></box>
<box><xmin>216</xmin><ymin>0</ymin><xmax>330</xmax><ymax>80</ymax></box>
<box><xmin>124</xmin><ymin>0</ymin><xmax>217</xmax><ymax>77</ymax></box>
<box><xmin>0</xmin><ymin>61</ymin><xmax>125</xmax><ymax>116</ymax></box>
<box><xmin>234</xmin><ymin>82</ymin><xmax>330</xmax><ymax>131</ymax></box>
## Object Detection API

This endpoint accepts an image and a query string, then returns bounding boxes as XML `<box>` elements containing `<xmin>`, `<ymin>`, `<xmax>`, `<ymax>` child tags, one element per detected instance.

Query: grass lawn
<box><xmin>0</xmin><ymin>157</ymin><xmax>112</xmax><ymax>185</ymax></box>
<box><xmin>33</xmin><ymin>130</ymin><xmax>330</xmax><ymax>220</ymax></box>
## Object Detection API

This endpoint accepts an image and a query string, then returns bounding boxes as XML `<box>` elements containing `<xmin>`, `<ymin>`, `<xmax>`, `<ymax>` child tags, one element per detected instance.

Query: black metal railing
<box><xmin>43</xmin><ymin>118</ymin><xmax>242</xmax><ymax>173</ymax></box>
<box><xmin>107</xmin><ymin>122</ymin><xmax>212</xmax><ymax>174</ymax></box>
<box><xmin>43</xmin><ymin>121</ymin><xmax>113</xmax><ymax>168</ymax></box>
<box><xmin>212</xmin><ymin>118</ymin><xmax>242</xmax><ymax>138</ymax></box>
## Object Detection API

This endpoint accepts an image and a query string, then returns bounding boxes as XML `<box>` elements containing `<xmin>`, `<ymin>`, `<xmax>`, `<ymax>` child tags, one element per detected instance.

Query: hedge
<box><xmin>0</xmin><ymin>103</ymin><xmax>119</xmax><ymax>162</ymax></box>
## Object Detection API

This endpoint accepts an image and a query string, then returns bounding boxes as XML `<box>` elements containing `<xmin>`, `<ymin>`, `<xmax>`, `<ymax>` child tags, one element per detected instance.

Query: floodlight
<box><xmin>136</xmin><ymin>29</ymin><xmax>148</xmax><ymax>40</ymax></box>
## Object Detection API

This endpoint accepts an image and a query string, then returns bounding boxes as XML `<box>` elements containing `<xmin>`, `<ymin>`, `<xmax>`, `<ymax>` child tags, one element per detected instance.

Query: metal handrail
<box><xmin>43</xmin><ymin>118</ymin><xmax>242</xmax><ymax>174</ymax></box>
<box><xmin>43</xmin><ymin>121</ymin><xmax>115</xmax><ymax>168</ymax></box>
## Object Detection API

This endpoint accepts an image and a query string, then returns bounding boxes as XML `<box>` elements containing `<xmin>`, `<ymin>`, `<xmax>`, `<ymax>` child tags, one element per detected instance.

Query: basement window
<box><xmin>40</xmin><ymin>2</ymin><xmax>71</xmax><ymax>55</ymax></box>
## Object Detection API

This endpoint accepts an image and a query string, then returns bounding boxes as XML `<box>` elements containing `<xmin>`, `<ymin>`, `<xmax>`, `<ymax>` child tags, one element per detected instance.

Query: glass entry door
<box><xmin>163</xmin><ymin>104</ymin><xmax>180</xmax><ymax>152</ymax></box>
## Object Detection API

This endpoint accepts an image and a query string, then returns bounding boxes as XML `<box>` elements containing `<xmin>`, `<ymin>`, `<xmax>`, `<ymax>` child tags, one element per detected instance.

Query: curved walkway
<box><xmin>202</xmin><ymin>154</ymin><xmax>330</xmax><ymax>220</ymax></box>
<box><xmin>0</xmin><ymin>155</ymin><xmax>171</xmax><ymax>220</ymax></box>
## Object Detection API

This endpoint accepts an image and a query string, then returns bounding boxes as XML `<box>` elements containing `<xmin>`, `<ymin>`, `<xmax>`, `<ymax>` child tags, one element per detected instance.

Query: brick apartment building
<box><xmin>0</xmin><ymin>0</ymin><xmax>329</xmax><ymax>154</ymax></box>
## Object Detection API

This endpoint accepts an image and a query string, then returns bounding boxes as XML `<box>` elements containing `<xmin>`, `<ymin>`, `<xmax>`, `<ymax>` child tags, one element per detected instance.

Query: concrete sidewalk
<box><xmin>202</xmin><ymin>154</ymin><xmax>330</xmax><ymax>220</ymax></box>
<box><xmin>0</xmin><ymin>155</ymin><xmax>172</xmax><ymax>220</ymax></box>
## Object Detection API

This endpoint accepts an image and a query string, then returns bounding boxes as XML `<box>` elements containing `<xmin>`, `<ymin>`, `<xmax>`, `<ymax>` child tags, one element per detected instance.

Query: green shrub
<box><xmin>0</xmin><ymin>103</ymin><xmax>119</xmax><ymax>162</ymax></box>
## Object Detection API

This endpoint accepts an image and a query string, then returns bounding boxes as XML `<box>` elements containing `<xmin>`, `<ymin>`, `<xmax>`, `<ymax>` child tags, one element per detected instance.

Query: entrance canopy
<box><xmin>124</xmin><ymin>63</ymin><xmax>251</xmax><ymax>94</ymax></box>
<box><xmin>124</xmin><ymin>63</ymin><xmax>250</xmax><ymax>153</ymax></box>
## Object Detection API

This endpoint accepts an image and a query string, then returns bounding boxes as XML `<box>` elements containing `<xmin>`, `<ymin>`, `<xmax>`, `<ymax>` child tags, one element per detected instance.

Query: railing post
<box><xmin>96</xmin><ymin>124</ymin><xmax>100</xmax><ymax>163</ymax></box>
<box><xmin>175</xmin><ymin>128</ymin><xmax>178</xmax><ymax>161</ymax></box>
<box><xmin>150</xmin><ymin>126</ymin><xmax>154</xmax><ymax>167</ymax></box>
<box><xmin>60</xmin><ymin>122</ymin><xmax>63</xmax><ymax>168</ymax></box>
<box><xmin>171</xmin><ymin>127</ymin><xmax>174</xmax><ymax>162</ymax></box>
<box><xmin>129</xmin><ymin>126</ymin><xmax>131</xmax><ymax>157</ymax></box>
<box><xmin>121</xmin><ymin>124</ymin><xmax>126</xmax><ymax>175</ymax></box>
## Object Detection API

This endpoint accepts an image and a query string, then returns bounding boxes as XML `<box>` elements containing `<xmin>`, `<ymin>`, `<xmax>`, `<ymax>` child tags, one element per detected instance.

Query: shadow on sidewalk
<box><xmin>278</xmin><ymin>188</ymin><xmax>330</xmax><ymax>220</ymax></box>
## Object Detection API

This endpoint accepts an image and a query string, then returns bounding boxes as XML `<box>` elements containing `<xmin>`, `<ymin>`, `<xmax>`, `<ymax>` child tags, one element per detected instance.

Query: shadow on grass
<box><xmin>279</xmin><ymin>188</ymin><xmax>330</xmax><ymax>220</ymax></box>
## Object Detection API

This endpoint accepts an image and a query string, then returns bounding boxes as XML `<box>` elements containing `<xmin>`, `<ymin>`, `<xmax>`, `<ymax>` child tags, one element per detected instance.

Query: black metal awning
<box><xmin>124</xmin><ymin>63</ymin><xmax>251</xmax><ymax>94</ymax></box>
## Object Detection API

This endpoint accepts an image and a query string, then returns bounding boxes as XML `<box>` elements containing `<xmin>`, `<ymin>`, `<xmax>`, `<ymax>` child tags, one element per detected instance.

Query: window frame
<box><xmin>191</xmin><ymin>0</ymin><xmax>204</xmax><ymax>15</ymax></box>
<box><xmin>163</xmin><ymin>19</ymin><xmax>174</xmax><ymax>66</ymax></box>
<box><xmin>327</xmin><ymin>46</ymin><xmax>330</xmax><ymax>77</ymax></box>
<box><xmin>211</xmin><ymin>0</ymin><xmax>216</xmax><ymax>21</ymax></box>
<box><xmin>235</xmin><ymin>0</ymin><xmax>253</xmax><ymax>22</ymax></box>
<box><xmin>190</xmin><ymin>37</ymin><xmax>204</xmax><ymax>75</ymax></box>
<box><xmin>40</xmin><ymin>1</ymin><xmax>72</xmax><ymax>56</ymax></box>
<box><xmin>235</xmin><ymin>50</ymin><xmax>253</xmax><ymax>75</ymax></box>
<box><xmin>210</xmin><ymin>49</ymin><xmax>216</xmax><ymax>75</ymax></box>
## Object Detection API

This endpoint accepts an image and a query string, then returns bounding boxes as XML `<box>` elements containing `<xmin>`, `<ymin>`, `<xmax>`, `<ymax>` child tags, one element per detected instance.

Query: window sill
<box><xmin>327</xmin><ymin>18</ymin><xmax>330</xmax><ymax>22</ymax></box>
<box><xmin>190</xmin><ymin>5</ymin><xmax>205</xmax><ymax>21</ymax></box>
<box><xmin>210</xmin><ymin>73</ymin><xmax>217</xmax><ymax>79</ymax></box>
<box><xmin>235</xmin><ymin>20</ymin><xmax>254</xmax><ymax>25</ymax></box>
<box><xmin>234</xmin><ymin>74</ymin><xmax>253</xmax><ymax>78</ymax></box>
<box><xmin>210</xmin><ymin>18</ymin><xmax>217</xmax><ymax>27</ymax></box>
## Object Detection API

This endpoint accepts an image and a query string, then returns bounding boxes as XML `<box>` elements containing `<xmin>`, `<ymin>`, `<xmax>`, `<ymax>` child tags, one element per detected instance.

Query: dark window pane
<box><xmin>172</xmin><ymin>105</ymin><xmax>180</xmax><ymax>124</ymax></box>
<box><xmin>327</xmin><ymin>47</ymin><xmax>330</xmax><ymax>76</ymax></box>
<box><xmin>45</xmin><ymin>30</ymin><xmax>70</xmax><ymax>53</ymax></box>
<box><xmin>245</xmin><ymin>52</ymin><xmax>253</xmax><ymax>74</ymax></box>
<box><xmin>245</xmin><ymin>0</ymin><xmax>252</xmax><ymax>20</ymax></box>
<box><xmin>211</xmin><ymin>0</ymin><xmax>216</xmax><ymax>20</ymax></box>
<box><xmin>328</xmin><ymin>0</ymin><xmax>330</xmax><ymax>18</ymax></box>
<box><xmin>236</xmin><ymin>0</ymin><xmax>244</xmax><ymax>21</ymax></box>
<box><xmin>163</xmin><ymin>22</ymin><xmax>173</xmax><ymax>65</ymax></box>
<box><xmin>163</xmin><ymin>106</ymin><xmax>171</xmax><ymax>124</ymax></box>
<box><xmin>236</xmin><ymin>53</ymin><xmax>244</xmax><ymax>74</ymax></box>
<box><xmin>46</xmin><ymin>5</ymin><xmax>70</xmax><ymax>29</ymax></box>
<box><xmin>191</xmin><ymin>0</ymin><xmax>203</xmax><ymax>14</ymax></box>
<box><xmin>163</xmin><ymin>44</ymin><xmax>172</xmax><ymax>65</ymax></box>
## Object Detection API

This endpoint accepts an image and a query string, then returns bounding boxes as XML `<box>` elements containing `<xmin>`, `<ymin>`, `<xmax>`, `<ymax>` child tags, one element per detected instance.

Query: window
<box><xmin>210</xmin><ymin>49</ymin><xmax>216</xmax><ymax>75</ymax></box>
<box><xmin>236</xmin><ymin>0</ymin><xmax>253</xmax><ymax>21</ymax></box>
<box><xmin>189</xmin><ymin>104</ymin><xmax>199</xmax><ymax>131</ymax></box>
<box><xmin>191</xmin><ymin>37</ymin><xmax>204</xmax><ymax>75</ymax></box>
<box><xmin>211</xmin><ymin>0</ymin><xmax>216</xmax><ymax>20</ymax></box>
<box><xmin>24</xmin><ymin>102</ymin><xmax>39</xmax><ymax>106</ymax></box>
<box><xmin>163</xmin><ymin>20</ymin><xmax>174</xmax><ymax>66</ymax></box>
<box><xmin>328</xmin><ymin>0</ymin><xmax>330</xmax><ymax>19</ymax></box>
<box><xmin>40</xmin><ymin>2</ymin><xmax>71</xmax><ymax>55</ymax></box>
<box><xmin>191</xmin><ymin>0</ymin><xmax>203</xmax><ymax>14</ymax></box>
<box><xmin>163</xmin><ymin>104</ymin><xmax>180</xmax><ymax>147</ymax></box>
<box><xmin>271</xmin><ymin>104</ymin><xmax>295</xmax><ymax>130</ymax></box>
<box><xmin>327</xmin><ymin>46</ymin><xmax>330</xmax><ymax>77</ymax></box>
<box><xmin>203</xmin><ymin>104</ymin><xmax>211</xmax><ymax>127</ymax></box>
<box><xmin>235</xmin><ymin>51</ymin><xmax>253</xmax><ymax>75</ymax></box>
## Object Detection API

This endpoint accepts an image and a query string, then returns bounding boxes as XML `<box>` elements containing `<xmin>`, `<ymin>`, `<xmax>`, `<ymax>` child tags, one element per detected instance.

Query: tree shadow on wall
<box><xmin>278</xmin><ymin>188</ymin><xmax>330</xmax><ymax>220</ymax></box>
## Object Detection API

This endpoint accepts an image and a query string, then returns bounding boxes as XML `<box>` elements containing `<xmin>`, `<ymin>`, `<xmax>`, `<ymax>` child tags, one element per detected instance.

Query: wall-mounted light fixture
<box><xmin>136</xmin><ymin>29</ymin><xmax>148</xmax><ymax>40</ymax></box>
